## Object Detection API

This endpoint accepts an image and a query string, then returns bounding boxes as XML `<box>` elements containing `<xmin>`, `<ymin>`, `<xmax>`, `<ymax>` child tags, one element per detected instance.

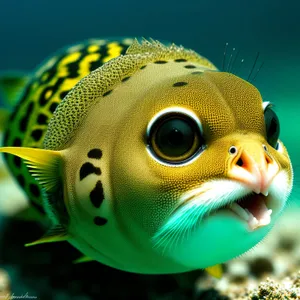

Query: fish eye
<box><xmin>147</xmin><ymin>109</ymin><xmax>205</xmax><ymax>165</ymax></box>
<box><xmin>264</xmin><ymin>105</ymin><xmax>280</xmax><ymax>149</ymax></box>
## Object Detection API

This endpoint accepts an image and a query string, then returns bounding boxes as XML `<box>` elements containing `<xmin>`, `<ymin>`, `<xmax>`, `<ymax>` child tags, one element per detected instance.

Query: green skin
<box><xmin>2</xmin><ymin>39</ymin><xmax>131</xmax><ymax>216</ymax></box>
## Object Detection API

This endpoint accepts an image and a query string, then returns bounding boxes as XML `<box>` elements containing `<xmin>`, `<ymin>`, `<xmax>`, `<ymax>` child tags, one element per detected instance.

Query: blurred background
<box><xmin>0</xmin><ymin>0</ymin><xmax>299</xmax><ymax>299</ymax></box>
<box><xmin>0</xmin><ymin>0</ymin><xmax>299</xmax><ymax>200</ymax></box>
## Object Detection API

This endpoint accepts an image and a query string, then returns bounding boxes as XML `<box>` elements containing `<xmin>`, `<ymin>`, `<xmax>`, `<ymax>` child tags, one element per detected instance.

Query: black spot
<box><xmin>174</xmin><ymin>58</ymin><xmax>187</xmax><ymax>62</ymax></box>
<box><xmin>154</xmin><ymin>60</ymin><xmax>167</xmax><ymax>64</ymax></box>
<box><xmin>99</xmin><ymin>46</ymin><xmax>110</xmax><ymax>63</ymax></box>
<box><xmin>184</xmin><ymin>65</ymin><xmax>196</xmax><ymax>69</ymax></box>
<box><xmin>38</xmin><ymin>54</ymin><xmax>66</xmax><ymax>84</ymax></box>
<box><xmin>94</xmin><ymin>216</ymin><xmax>107</xmax><ymax>226</ymax></box>
<box><xmin>102</xmin><ymin>90</ymin><xmax>112</xmax><ymax>97</ymax></box>
<box><xmin>26</xmin><ymin>102</ymin><xmax>34</xmax><ymax>114</ymax></box>
<box><xmin>20</xmin><ymin>117</ymin><xmax>29</xmax><ymax>133</ymax></box>
<box><xmin>13</xmin><ymin>156</ymin><xmax>22</xmax><ymax>168</ymax></box>
<box><xmin>140</xmin><ymin>65</ymin><xmax>147</xmax><ymax>69</ymax></box>
<box><xmin>49</xmin><ymin>102</ymin><xmax>58</xmax><ymax>113</ymax></box>
<box><xmin>60</xmin><ymin>90</ymin><xmax>69</xmax><ymax>100</ymax></box>
<box><xmin>39</xmin><ymin>88</ymin><xmax>53</xmax><ymax>106</ymax></box>
<box><xmin>173</xmin><ymin>82</ymin><xmax>188</xmax><ymax>87</ymax></box>
<box><xmin>65</xmin><ymin>61</ymin><xmax>80</xmax><ymax>79</ymax></box>
<box><xmin>39</xmin><ymin>78</ymin><xmax>64</xmax><ymax>106</ymax></box>
<box><xmin>90</xmin><ymin>181</ymin><xmax>105</xmax><ymax>208</ymax></box>
<box><xmin>31</xmin><ymin>200</ymin><xmax>46</xmax><ymax>214</ymax></box>
<box><xmin>121</xmin><ymin>76</ymin><xmax>130</xmax><ymax>82</ymax></box>
<box><xmin>31</xmin><ymin>129</ymin><xmax>43</xmax><ymax>142</ymax></box>
<box><xmin>80</xmin><ymin>162</ymin><xmax>101</xmax><ymax>181</ymax></box>
<box><xmin>30</xmin><ymin>183</ymin><xmax>41</xmax><ymax>198</ymax></box>
<box><xmin>89</xmin><ymin>59</ymin><xmax>103</xmax><ymax>72</ymax></box>
<box><xmin>191</xmin><ymin>71</ymin><xmax>203</xmax><ymax>75</ymax></box>
<box><xmin>16</xmin><ymin>174</ymin><xmax>25</xmax><ymax>188</ymax></box>
<box><xmin>37</xmin><ymin>114</ymin><xmax>48</xmax><ymax>125</ymax></box>
<box><xmin>88</xmin><ymin>149</ymin><xmax>102</xmax><ymax>159</ymax></box>
<box><xmin>12</xmin><ymin>138</ymin><xmax>22</xmax><ymax>146</ymax></box>
<box><xmin>119</xmin><ymin>43</ymin><xmax>129</xmax><ymax>54</ymax></box>
<box><xmin>19</xmin><ymin>102</ymin><xmax>34</xmax><ymax>132</ymax></box>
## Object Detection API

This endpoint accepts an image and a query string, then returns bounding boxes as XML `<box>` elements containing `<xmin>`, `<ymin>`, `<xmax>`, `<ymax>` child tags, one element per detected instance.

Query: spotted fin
<box><xmin>205</xmin><ymin>264</ymin><xmax>223</xmax><ymax>279</ymax></box>
<box><xmin>25</xmin><ymin>225</ymin><xmax>69</xmax><ymax>247</ymax></box>
<box><xmin>73</xmin><ymin>256</ymin><xmax>94</xmax><ymax>264</ymax></box>
<box><xmin>0</xmin><ymin>71</ymin><xmax>30</xmax><ymax>108</ymax></box>
<box><xmin>0</xmin><ymin>147</ymin><xmax>62</xmax><ymax>192</ymax></box>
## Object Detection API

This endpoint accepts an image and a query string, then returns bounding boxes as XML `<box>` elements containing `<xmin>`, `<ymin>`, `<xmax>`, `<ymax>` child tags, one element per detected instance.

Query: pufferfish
<box><xmin>0</xmin><ymin>38</ymin><xmax>293</xmax><ymax>276</ymax></box>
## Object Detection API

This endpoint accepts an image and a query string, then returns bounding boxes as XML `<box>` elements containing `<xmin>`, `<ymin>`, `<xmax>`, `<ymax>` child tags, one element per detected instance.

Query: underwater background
<box><xmin>0</xmin><ymin>0</ymin><xmax>299</xmax><ymax>299</ymax></box>
<box><xmin>0</xmin><ymin>0</ymin><xmax>299</xmax><ymax>196</ymax></box>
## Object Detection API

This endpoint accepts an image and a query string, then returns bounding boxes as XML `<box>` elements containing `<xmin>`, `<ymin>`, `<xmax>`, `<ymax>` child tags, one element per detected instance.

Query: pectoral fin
<box><xmin>25</xmin><ymin>225</ymin><xmax>69</xmax><ymax>247</ymax></box>
<box><xmin>0</xmin><ymin>147</ymin><xmax>62</xmax><ymax>192</ymax></box>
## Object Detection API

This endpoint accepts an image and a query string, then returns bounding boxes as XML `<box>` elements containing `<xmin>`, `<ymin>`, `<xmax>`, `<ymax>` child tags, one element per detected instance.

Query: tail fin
<box><xmin>0</xmin><ymin>71</ymin><xmax>41</xmax><ymax>220</ymax></box>
<box><xmin>0</xmin><ymin>71</ymin><xmax>30</xmax><ymax>109</ymax></box>
<box><xmin>0</xmin><ymin>71</ymin><xmax>30</xmax><ymax>132</ymax></box>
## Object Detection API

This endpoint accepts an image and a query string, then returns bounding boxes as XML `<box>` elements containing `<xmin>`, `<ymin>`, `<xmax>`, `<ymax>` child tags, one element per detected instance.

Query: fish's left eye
<box><xmin>264</xmin><ymin>106</ymin><xmax>280</xmax><ymax>149</ymax></box>
<box><xmin>147</xmin><ymin>109</ymin><xmax>205</xmax><ymax>165</ymax></box>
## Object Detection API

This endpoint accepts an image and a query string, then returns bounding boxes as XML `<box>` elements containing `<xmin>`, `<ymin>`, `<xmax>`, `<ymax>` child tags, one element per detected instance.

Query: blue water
<box><xmin>0</xmin><ymin>0</ymin><xmax>299</xmax><ymax>202</ymax></box>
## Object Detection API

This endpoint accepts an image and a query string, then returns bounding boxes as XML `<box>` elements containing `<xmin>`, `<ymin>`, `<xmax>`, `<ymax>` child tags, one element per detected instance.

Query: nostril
<box><xmin>236</xmin><ymin>158</ymin><xmax>243</xmax><ymax>167</ymax></box>
<box><xmin>265</xmin><ymin>154</ymin><xmax>272</xmax><ymax>164</ymax></box>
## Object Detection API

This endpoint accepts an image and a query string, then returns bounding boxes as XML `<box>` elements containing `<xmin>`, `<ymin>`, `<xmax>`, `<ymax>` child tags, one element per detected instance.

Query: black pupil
<box><xmin>264</xmin><ymin>107</ymin><xmax>280</xmax><ymax>148</ymax></box>
<box><xmin>155</xmin><ymin>118</ymin><xmax>195</xmax><ymax>157</ymax></box>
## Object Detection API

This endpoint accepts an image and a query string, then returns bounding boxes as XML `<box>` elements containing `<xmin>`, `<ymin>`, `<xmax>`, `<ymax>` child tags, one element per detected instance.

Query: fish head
<box><xmin>108</xmin><ymin>70</ymin><xmax>293</xmax><ymax>269</ymax></box>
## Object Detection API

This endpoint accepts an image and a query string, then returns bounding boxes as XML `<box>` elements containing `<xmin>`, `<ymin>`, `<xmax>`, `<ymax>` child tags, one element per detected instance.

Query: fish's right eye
<box><xmin>147</xmin><ymin>109</ymin><xmax>205</xmax><ymax>165</ymax></box>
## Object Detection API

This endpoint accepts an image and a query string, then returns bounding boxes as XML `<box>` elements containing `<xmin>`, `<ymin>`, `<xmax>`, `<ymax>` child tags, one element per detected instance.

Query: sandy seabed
<box><xmin>0</xmin><ymin>206</ymin><xmax>300</xmax><ymax>300</ymax></box>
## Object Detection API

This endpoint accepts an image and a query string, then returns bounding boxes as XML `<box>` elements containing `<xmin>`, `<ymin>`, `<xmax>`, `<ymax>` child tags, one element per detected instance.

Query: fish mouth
<box><xmin>219</xmin><ymin>193</ymin><xmax>273</xmax><ymax>231</ymax></box>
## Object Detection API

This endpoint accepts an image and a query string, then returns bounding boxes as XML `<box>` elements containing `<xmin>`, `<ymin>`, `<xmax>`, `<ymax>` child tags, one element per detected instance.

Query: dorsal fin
<box><xmin>44</xmin><ymin>38</ymin><xmax>217</xmax><ymax>150</ymax></box>
<box><xmin>0</xmin><ymin>147</ymin><xmax>62</xmax><ymax>191</ymax></box>
<box><xmin>25</xmin><ymin>224</ymin><xmax>69</xmax><ymax>247</ymax></box>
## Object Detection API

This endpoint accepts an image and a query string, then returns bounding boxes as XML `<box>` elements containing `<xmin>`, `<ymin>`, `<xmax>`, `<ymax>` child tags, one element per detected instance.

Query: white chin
<box><xmin>165</xmin><ymin>210</ymin><xmax>274</xmax><ymax>269</ymax></box>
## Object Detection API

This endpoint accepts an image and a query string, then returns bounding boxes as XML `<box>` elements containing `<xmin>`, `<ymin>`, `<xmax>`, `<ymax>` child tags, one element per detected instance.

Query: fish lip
<box><xmin>210</xmin><ymin>193</ymin><xmax>275</xmax><ymax>231</ymax></box>
<box><xmin>169</xmin><ymin>176</ymin><xmax>288</xmax><ymax>240</ymax></box>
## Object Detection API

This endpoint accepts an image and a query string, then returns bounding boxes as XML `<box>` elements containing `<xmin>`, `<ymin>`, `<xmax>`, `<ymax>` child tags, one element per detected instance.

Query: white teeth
<box><xmin>247</xmin><ymin>208</ymin><xmax>272</xmax><ymax>231</ymax></box>
<box><xmin>229</xmin><ymin>204</ymin><xmax>273</xmax><ymax>231</ymax></box>
<box><xmin>261</xmin><ymin>191</ymin><xmax>269</xmax><ymax>196</ymax></box>
<box><xmin>244</xmin><ymin>208</ymin><xmax>251</xmax><ymax>216</ymax></box>
<box><xmin>230</xmin><ymin>203</ymin><xmax>250</xmax><ymax>221</ymax></box>
<box><xmin>249</xmin><ymin>216</ymin><xmax>259</xmax><ymax>230</ymax></box>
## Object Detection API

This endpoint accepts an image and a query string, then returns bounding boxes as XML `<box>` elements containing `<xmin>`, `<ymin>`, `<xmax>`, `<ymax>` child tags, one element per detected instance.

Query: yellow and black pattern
<box><xmin>3</xmin><ymin>38</ymin><xmax>132</xmax><ymax>215</ymax></box>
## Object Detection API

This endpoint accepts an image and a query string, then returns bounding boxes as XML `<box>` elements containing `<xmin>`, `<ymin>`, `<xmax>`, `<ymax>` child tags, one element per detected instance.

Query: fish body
<box><xmin>2</xmin><ymin>39</ymin><xmax>131</xmax><ymax>216</ymax></box>
<box><xmin>0</xmin><ymin>38</ymin><xmax>293</xmax><ymax>274</ymax></box>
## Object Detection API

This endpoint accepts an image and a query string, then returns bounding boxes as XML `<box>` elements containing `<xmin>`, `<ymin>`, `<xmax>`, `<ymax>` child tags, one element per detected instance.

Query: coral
<box><xmin>249</xmin><ymin>273</ymin><xmax>300</xmax><ymax>299</ymax></box>
<box><xmin>0</xmin><ymin>268</ymin><xmax>10</xmax><ymax>297</ymax></box>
